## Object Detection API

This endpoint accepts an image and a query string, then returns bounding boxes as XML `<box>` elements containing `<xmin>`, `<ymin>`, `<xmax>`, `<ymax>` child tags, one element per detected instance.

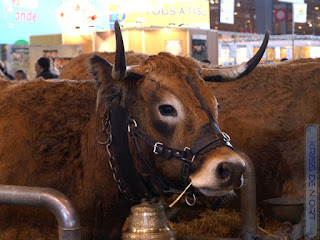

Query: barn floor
<box><xmin>177</xmin><ymin>237</ymin><xmax>240</xmax><ymax>240</ymax></box>
<box><xmin>168</xmin><ymin>207</ymin><xmax>289</xmax><ymax>240</ymax></box>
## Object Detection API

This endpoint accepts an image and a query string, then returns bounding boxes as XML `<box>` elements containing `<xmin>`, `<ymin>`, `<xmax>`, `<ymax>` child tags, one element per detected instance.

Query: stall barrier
<box><xmin>0</xmin><ymin>185</ymin><xmax>81</xmax><ymax>240</ymax></box>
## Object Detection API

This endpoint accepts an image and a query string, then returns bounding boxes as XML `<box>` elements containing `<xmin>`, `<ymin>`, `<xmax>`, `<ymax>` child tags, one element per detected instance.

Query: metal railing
<box><xmin>0</xmin><ymin>185</ymin><xmax>81</xmax><ymax>240</ymax></box>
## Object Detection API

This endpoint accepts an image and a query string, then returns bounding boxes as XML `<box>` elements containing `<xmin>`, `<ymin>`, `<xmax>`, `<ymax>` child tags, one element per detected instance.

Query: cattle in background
<box><xmin>0</xmin><ymin>21</ymin><xmax>268</xmax><ymax>239</ymax></box>
<box><xmin>59</xmin><ymin>51</ymin><xmax>149</xmax><ymax>80</ymax></box>
<box><xmin>211</xmin><ymin>58</ymin><xmax>320</xmax><ymax>202</ymax></box>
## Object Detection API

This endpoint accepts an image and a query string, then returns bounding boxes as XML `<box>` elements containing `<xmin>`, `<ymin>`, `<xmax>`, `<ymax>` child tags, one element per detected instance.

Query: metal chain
<box><xmin>97</xmin><ymin>109</ymin><xmax>198</xmax><ymax>207</ymax></box>
<box><xmin>97</xmin><ymin>109</ymin><xmax>138</xmax><ymax>203</ymax></box>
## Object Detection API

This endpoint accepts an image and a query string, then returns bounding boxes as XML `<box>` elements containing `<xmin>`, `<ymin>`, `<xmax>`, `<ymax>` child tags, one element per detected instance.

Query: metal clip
<box><xmin>127</xmin><ymin>118</ymin><xmax>138</xmax><ymax>133</ymax></box>
<box><xmin>96</xmin><ymin>130</ymin><xmax>109</xmax><ymax>145</ymax></box>
<box><xmin>153</xmin><ymin>142</ymin><xmax>163</xmax><ymax>155</ymax></box>
<box><xmin>182</xmin><ymin>147</ymin><xmax>196</xmax><ymax>163</ymax></box>
<box><xmin>185</xmin><ymin>194</ymin><xmax>196</xmax><ymax>206</ymax></box>
<box><xmin>221</xmin><ymin>132</ymin><xmax>231</xmax><ymax>142</ymax></box>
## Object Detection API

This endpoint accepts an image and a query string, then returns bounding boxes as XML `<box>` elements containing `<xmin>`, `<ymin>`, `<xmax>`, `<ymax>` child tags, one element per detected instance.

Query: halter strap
<box><xmin>129</xmin><ymin>120</ymin><xmax>232</xmax><ymax>162</ymax></box>
<box><xmin>185</xmin><ymin>76</ymin><xmax>221</xmax><ymax>134</ymax></box>
<box><xmin>126</xmin><ymin>77</ymin><xmax>234</xmax><ymax>194</ymax></box>
<box><xmin>103</xmin><ymin>76</ymin><xmax>234</xmax><ymax>204</ymax></box>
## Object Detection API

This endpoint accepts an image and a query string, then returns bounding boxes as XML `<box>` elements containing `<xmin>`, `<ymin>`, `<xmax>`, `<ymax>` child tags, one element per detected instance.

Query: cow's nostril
<box><xmin>217</xmin><ymin>162</ymin><xmax>231</xmax><ymax>179</ymax></box>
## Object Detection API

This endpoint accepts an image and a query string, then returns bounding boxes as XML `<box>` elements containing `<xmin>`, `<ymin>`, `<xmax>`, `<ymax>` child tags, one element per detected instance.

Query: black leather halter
<box><xmin>127</xmin><ymin>77</ymin><xmax>233</xmax><ymax>191</ymax></box>
<box><xmin>102</xmin><ymin>76</ymin><xmax>234</xmax><ymax>203</ymax></box>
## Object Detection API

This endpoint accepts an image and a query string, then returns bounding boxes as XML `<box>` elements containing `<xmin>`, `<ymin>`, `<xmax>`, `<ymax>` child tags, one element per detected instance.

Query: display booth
<box><xmin>29</xmin><ymin>27</ymin><xmax>219</xmax><ymax>65</ymax></box>
<box><xmin>218</xmin><ymin>31</ymin><xmax>320</xmax><ymax>66</ymax></box>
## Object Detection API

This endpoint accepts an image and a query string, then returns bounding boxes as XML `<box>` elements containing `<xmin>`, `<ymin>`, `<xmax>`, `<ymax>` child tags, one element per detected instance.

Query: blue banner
<box><xmin>305</xmin><ymin>124</ymin><xmax>319</xmax><ymax>239</ymax></box>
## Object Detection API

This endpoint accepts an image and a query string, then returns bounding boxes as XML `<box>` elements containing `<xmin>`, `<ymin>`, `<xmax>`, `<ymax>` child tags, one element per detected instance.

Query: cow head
<box><xmin>90</xmin><ymin>21</ymin><xmax>269</xmax><ymax>199</ymax></box>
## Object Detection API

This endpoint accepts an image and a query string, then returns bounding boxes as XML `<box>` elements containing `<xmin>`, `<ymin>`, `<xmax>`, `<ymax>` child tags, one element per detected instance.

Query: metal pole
<box><xmin>0</xmin><ymin>185</ymin><xmax>81</xmax><ymax>240</ymax></box>
<box><xmin>234</xmin><ymin>35</ymin><xmax>237</xmax><ymax>65</ymax></box>
<box><xmin>292</xmin><ymin>3</ymin><xmax>295</xmax><ymax>59</ymax></box>
<box><xmin>240</xmin><ymin>153</ymin><xmax>257</xmax><ymax>240</ymax></box>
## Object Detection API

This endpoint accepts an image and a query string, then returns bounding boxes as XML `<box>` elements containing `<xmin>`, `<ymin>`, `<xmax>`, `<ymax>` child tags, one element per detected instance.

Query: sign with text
<box><xmin>0</xmin><ymin>1</ymin><xmax>61</xmax><ymax>44</ymax></box>
<box><xmin>305</xmin><ymin>125</ymin><xmax>318</xmax><ymax>239</ymax></box>
<box><xmin>110</xmin><ymin>0</ymin><xmax>210</xmax><ymax>29</ymax></box>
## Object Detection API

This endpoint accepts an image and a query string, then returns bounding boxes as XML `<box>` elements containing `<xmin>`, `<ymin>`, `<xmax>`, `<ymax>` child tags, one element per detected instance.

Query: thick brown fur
<box><xmin>91</xmin><ymin>52</ymin><xmax>218</xmax><ymax>187</ymax></box>
<box><xmin>59</xmin><ymin>51</ymin><xmax>149</xmax><ymax>80</ymax></box>
<box><xmin>0</xmin><ymin>78</ymin><xmax>126</xmax><ymax>239</ymax></box>
<box><xmin>210</xmin><ymin>59</ymin><xmax>320</xmax><ymax>202</ymax></box>
<box><xmin>0</xmin><ymin>55</ymin><xmax>319</xmax><ymax>239</ymax></box>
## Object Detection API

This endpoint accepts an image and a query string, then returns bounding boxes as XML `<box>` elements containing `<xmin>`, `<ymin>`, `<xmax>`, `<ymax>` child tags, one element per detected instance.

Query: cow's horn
<box><xmin>202</xmin><ymin>31</ymin><xmax>269</xmax><ymax>82</ymax></box>
<box><xmin>112</xmin><ymin>20</ymin><xmax>127</xmax><ymax>80</ymax></box>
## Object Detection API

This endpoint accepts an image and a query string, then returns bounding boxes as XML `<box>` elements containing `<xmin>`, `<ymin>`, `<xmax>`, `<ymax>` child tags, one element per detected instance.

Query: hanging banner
<box><xmin>220</xmin><ymin>0</ymin><xmax>234</xmax><ymax>24</ymax></box>
<box><xmin>275</xmin><ymin>9</ymin><xmax>287</xmax><ymax>22</ymax></box>
<box><xmin>293</xmin><ymin>3</ymin><xmax>307</xmax><ymax>23</ymax></box>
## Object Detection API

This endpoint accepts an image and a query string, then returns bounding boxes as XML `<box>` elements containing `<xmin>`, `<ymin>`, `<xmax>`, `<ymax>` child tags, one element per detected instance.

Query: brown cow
<box><xmin>61</xmin><ymin>51</ymin><xmax>320</xmax><ymax>201</ymax></box>
<box><xmin>62</xmin><ymin>39</ymin><xmax>319</xmax><ymax>229</ymax></box>
<box><xmin>59</xmin><ymin>51</ymin><xmax>149</xmax><ymax>80</ymax></box>
<box><xmin>0</xmin><ymin>21</ymin><xmax>268</xmax><ymax>239</ymax></box>
<box><xmin>212</xmin><ymin>58</ymin><xmax>320</xmax><ymax>202</ymax></box>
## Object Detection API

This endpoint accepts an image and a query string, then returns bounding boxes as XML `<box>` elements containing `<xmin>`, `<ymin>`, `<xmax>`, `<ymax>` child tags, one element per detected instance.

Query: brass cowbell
<box><xmin>122</xmin><ymin>201</ymin><xmax>175</xmax><ymax>240</ymax></box>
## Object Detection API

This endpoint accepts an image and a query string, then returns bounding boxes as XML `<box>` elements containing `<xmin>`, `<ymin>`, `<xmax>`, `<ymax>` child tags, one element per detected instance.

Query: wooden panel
<box><xmin>128</xmin><ymin>30</ymin><xmax>143</xmax><ymax>53</ymax></box>
<box><xmin>30</xmin><ymin>34</ymin><xmax>63</xmax><ymax>45</ymax></box>
<box><xmin>144</xmin><ymin>29</ymin><xmax>187</xmax><ymax>55</ymax></box>
<box><xmin>63</xmin><ymin>34</ymin><xmax>93</xmax><ymax>53</ymax></box>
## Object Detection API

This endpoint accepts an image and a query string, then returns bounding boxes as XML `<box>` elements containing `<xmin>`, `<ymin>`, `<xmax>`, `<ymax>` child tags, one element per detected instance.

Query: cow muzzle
<box><xmin>189</xmin><ymin>148</ymin><xmax>245</xmax><ymax>197</ymax></box>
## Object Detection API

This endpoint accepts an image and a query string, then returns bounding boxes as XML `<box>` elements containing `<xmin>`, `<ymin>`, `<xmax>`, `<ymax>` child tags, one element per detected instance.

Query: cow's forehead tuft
<box><xmin>140</xmin><ymin>52</ymin><xmax>201</xmax><ymax>77</ymax></box>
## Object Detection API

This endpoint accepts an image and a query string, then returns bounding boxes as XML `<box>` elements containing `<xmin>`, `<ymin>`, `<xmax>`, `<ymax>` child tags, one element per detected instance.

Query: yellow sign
<box><xmin>110</xmin><ymin>0</ymin><xmax>210</xmax><ymax>29</ymax></box>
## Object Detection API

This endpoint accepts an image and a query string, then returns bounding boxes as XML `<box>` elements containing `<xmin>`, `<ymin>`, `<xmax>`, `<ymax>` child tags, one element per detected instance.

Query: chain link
<box><xmin>97</xmin><ymin>110</ymin><xmax>138</xmax><ymax>202</ymax></box>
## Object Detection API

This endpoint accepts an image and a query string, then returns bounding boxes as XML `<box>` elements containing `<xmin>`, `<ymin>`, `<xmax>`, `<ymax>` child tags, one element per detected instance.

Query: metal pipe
<box><xmin>0</xmin><ymin>185</ymin><xmax>81</xmax><ymax>240</ymax></box>
<box><xmin>240</xmin><ymin>153</ymin><xmax>257</xmax><ymax>240</ymax></box>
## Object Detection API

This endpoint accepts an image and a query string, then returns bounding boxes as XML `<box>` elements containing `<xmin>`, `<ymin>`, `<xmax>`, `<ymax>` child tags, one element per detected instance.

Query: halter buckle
<box><xmin>127</xmin><ymin>118</ymin><xmax>138</xmax><ymax>133</ymax></box>
<box><xmin>153</xmin><ymin>142</ymin><xmax>163</xmax><ymax>155</ymax></box>
<box><xmin>221</xmin><ymin>132</ymin><xmax>231</xmax><ymax>142</ymax></box>
<box><xmin>182</xmin><ymin>147</ymin><xmax>196</xmax><ymax>163</ymax></box>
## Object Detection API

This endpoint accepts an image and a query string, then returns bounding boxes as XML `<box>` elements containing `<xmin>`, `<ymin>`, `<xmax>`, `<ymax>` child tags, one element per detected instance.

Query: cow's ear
<box><xmin>89</xmin><ymin>54</ymin><xmax>113</xmax><ymax>89</ymax></box>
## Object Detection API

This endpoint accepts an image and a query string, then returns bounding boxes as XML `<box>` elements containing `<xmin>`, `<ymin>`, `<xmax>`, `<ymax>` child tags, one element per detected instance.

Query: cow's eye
<box><xmin>159</xmin><ymin>104</ymin><xmax>177</xmax><ymax>117</ymax></box>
